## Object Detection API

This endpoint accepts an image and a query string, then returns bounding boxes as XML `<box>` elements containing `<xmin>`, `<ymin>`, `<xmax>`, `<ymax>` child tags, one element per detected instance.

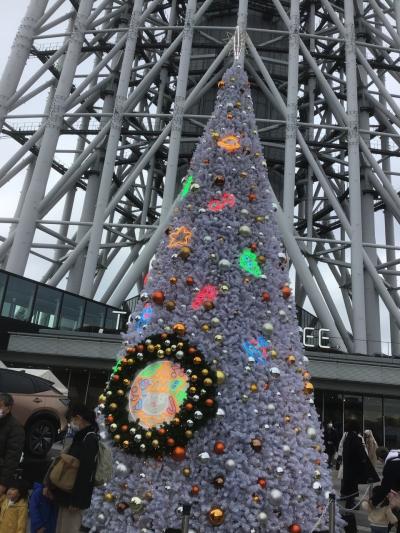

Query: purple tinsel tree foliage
<box><xmin>86</xmin><ymin>62</ymin><xmax>340</xmax><ymax>533</ymax></box>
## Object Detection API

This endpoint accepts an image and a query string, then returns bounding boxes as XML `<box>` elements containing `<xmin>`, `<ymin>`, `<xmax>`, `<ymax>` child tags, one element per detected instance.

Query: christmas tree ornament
<box><xmin>213</xmin><ymin>441</ymin><xmax>225</xmax><ymax>455</ymax></box>
<box><xmin>250</xmin><ymin>438</ymin><xmax>262</xmax><ymax>452</ymax></box>
<box><xmin>269</xmin><ymin>489</ymin><xmax>283</xmax><ymax>505</ymax></box>
<box><xmin>288</xmin><ymin>524</ymin><xmax>302</xmax><ymax>533</ymax></box>
<box><xmin>116</xmin><ymin>502</ymin><xmax>129</xmax><ymax>514</ymax></box>
<box><xmin>212</xmin><ymin>475</ymin><xmax>225</xmax><ymax>488</ymax></box>
<box><xmin>258</xmin><ymin>512</ymin><xmax>268</xmax><ymax>524</ymax></box>
<box><xmin>129</xmin><ymin>496</ymin><xmax>144</xmax><ymax>514</ymax></box>
<box><xmin>207</xmin><ymin>507</ymin><xmax>225</xmax><ymax>526</ymax></box>
<box><xmin>217</xmin><ymin>135</ymin><xmax>240</xmax><ymax>152</ymax></box>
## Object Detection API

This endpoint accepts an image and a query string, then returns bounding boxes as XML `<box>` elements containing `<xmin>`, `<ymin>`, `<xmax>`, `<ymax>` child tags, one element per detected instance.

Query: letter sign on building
<box><xmin>302</xmin><ymin>327</ymin><xmax>330</xmax><ymax>349</ymax></box>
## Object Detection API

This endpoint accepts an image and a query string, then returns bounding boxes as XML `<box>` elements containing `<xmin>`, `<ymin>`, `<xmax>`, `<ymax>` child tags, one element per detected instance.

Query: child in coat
<box><xmin>29</xmin><ymin>482</ymin><xmax>58</xmax><ymax>533</ymax></box>
<box><xmin>0</xmin><ymin>479</ymin><xmax>29</xmax><ymax>533</ymax></box>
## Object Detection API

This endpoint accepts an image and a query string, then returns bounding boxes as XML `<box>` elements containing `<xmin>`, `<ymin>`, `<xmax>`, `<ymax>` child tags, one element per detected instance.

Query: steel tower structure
<box><xmin>0</xmin><ymin>0</ymin><xmax>399</xmax><ymax>356</ymax></box>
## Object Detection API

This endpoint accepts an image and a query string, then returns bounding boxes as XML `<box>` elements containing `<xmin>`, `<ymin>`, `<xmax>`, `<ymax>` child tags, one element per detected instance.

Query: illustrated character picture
<box><xmin>129</xmin><ymin>361</ymin><xmax>189</xmax><ymax>429</ymax></box>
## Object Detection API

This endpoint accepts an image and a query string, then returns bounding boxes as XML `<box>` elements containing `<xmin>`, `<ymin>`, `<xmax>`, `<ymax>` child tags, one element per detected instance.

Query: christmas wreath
<box><xmin>100</xmin><ymin>333</ymin><xmax>218</xmax><ymax>458</ymax></box>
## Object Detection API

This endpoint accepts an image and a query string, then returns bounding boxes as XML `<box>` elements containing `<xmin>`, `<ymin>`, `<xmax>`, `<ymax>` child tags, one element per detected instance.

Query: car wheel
<box><xmin>26</xmin><ymin>418</ymin><xmax>57</xmax><ymax>457</ymax></box>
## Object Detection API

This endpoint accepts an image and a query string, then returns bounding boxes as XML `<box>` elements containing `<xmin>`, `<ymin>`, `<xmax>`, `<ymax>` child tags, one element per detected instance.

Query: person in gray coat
<box><xmin>0</xmin><ymin>392</ymin><xmax>25</xmax><ymax>494</ymax></box>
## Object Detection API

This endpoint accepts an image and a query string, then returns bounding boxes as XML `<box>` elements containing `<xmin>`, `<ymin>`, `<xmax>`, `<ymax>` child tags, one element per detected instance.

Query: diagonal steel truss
<box><xmin>0</xmin><ymin>0</ymin><xmax>399</xmax><ymax>356</ymax></box>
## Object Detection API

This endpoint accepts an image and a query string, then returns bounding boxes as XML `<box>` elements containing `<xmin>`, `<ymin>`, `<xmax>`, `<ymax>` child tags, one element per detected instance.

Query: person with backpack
<box><xmin>48</xmin><ymin>404</ymin><xmax>99</xmax><ymax>533</ymax></box>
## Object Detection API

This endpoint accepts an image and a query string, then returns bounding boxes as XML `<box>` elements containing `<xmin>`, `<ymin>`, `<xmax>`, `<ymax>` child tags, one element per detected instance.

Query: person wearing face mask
<box><xmin>0</xmin><ymin>393</ymin><xmax>25</xmax><ymax>497</ymax></box>
<box><xmin>48</xmin><ymin>404</ymin><xmax>99</xmax><ymax>533</ymax></box>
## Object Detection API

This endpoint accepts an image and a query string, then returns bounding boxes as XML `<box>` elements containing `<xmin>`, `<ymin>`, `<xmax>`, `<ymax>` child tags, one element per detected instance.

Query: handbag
<box><xmin>49</xmin><ymin>453</ymin><xmax>80</xmax><ymax>492</ymax></box>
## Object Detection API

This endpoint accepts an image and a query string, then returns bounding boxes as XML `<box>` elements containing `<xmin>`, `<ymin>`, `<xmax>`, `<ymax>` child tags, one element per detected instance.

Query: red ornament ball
<box><xmin>214</xmin><ymin>441</ymin><xmax>225</xmax><ymax>455</ymax></box>
<box><xmin>281</xmin><ymin>286</ymin><xmax>292</xmax><ymax>299</ymax></box>
<box><xmin>288</xmin><ymin>525</ymin><xmax>302</xmax><ymax>533</ymax></box>
<box><xmin>258</xmin><ymin>478</ymin><xmax>267</xmax><ymax>488</ymax></box>
<box><xmin>152</xmin><ymin>290</ymin><xmax>165</xmax><ymax>305</ymax></box>
<box><xmin>262</xmin><ymin>291</ymin><xmax>270</xmax><ymax>302</ymax></box>
<box><xmin>172</xmin><ymin>446</ymin><xmax>186</xmax><ymax>461</ymax></box>
<box><xmin>191</xmin><ymin>484</ymin><xmax>200</xmax><ymax>495</ymax></box>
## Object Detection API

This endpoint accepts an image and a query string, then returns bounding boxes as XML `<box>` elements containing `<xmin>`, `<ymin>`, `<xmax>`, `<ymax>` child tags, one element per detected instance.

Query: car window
<box><xmin>0</xmin><ymin>370</ymin><xmax>36</xmax><ymax>394</ymax></box>
<box><xmin>31</xmin><ymin>376</ymin><xmax>53</xmax><ymax>393</ymax></box>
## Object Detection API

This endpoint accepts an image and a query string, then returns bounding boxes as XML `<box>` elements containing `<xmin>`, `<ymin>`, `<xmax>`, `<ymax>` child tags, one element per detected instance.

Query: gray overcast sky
<box><xmin>0</xmin><ymin>3</ymin><xmax>30</xmax><ymax>74</ymax></box>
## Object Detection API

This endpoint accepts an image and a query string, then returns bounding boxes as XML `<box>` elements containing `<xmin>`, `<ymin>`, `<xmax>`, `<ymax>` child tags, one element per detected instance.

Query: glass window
<box><xmin>104</xmin><ymin>308</ymin><xmax>120</xmax><ymax>333</ymax></box>
<box><xmin>86</xmin><ymin>370</ymin><xmax>109</xmax><ymax>409</ymax></box>
<box><xmin>324</xmin><ymin>391</ymin><xmax>343</xmax><ymax>436</ymax></box>
<box><xmin>1</xmin><ymin>276</ymin><xmax>35</xmax><ymax>321</ymax></box>
<box><xmin>364</xmin><ymin>396</ymin><xmax>383</xmax><ymax>445</ymax></box>
<box><xmin>0</xmin><ymin>271</ymin><xmax>7</xmax><ymax>309</ymax></box>
<box><xmin>344</xmin><ymin>394</ymin><xmax>363</xmax><ymax>433</ymax></box>
<box><xmin>314</xmin><ymin>388</ymin><xmax>323</xmax><ymax>423</ymax></box>
<box><xmin>384</xmin><ymin>398</ymin><xmax>400</xmax><ymax>448</ymax></box>
<box><xmin>82</xmin><ymin>301</ymin><xmax>106</xmax><ymax>332</ymax></box>
<box><xmin>68</xmin><ymin>369</ymin><xmax>90</xmax><ymax>404</ymax></box>
<box><xmin>31</xmin><ymin>286</ymin><xmax>62</xmax><ymax>328</ymax></box>
<box><xmin>58</xmin><ymin>294</ymin><xmax>85</xmax><ymax>331</ymax></box>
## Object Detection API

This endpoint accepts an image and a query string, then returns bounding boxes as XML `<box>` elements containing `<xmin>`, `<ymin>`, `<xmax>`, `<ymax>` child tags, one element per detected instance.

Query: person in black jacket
<box><xmin>50</xmin><ymin>404</ymin><xmax>99</xmax><ymax>533</ymax></box>
<box><xmin>340</xmin><ymin>419</ymin><xmax>379</xmax><ymax>533</ymax></box>
<box><xmin>324</xmin><ymin>421</ymin><xmax>339</xmax><ymax>468</ymax></box>
<box><xmin>0</xmin><ymin>393</ymin><xmax>25</xmax><ymax>494</ymax></box>
<box><xmin>372</xmin><ymin>447</ymin><xmax>400</xmax><ymax>533</ymax></box>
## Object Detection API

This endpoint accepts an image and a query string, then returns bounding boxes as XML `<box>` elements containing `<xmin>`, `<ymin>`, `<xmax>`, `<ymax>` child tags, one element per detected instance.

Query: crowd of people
<box><xmin>324</xmin><ymin>419</ymin><xmax>400</xmax><ymax>533</ymax></box>
<box><xmin>0</xmin><ymin>393</ymin><xmax>99</xmax><ymax>533</ymax></box>
<box><xmin>0</xmin><ymin>389</ymin><xmax>399</xmax><ymax>533</ymax></box>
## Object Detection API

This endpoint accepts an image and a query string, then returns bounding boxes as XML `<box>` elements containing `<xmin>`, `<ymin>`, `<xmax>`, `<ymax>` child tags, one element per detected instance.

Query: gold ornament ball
<box><xmin>113</xmin><ymin>434</ymin><xmax>121</xmax><ymax>443</ymax></box>
<box><xmin>104</xmin><ymin>492</ymin><xmax>114</xmax><ymax>502</ymax></box>
<box><xmin>123</xmin><ymin>378</ymin><xmax>130</xmax><ymax>386</ymax></box>
<box><xmin>116</xmin><ymin>389</ymin><xmax>124</xmax><ymax>396</ymax></box>
<box><xmin>98</xmin><ymin>394</ymin><xmax>106</xmax><ymax>403</ymax></box>
<box><xmin>152</xmin><ymin>439</ymin><xmax>160</xmax><ymax>448</ymax></box>
<box><xmin>304</xmin><ymin>382</ymin><xmax>314</xmax><ymax>394</ymax></box>
<box><xmin>182</xmin><ymin>467</ymin><xmax>191</xmax><ymax>477</ymax></box>
<box><xmin>201</xmin><ymin>368</ymin><xmax>209</xmax><ymax>376</ymax></box>
<box><xmin>287</xmin><ymin>354</ymin><xmax>296</xmax><ymax>365</ymax></box>
<box><xmin>284</xmin><ymin>415</ymin><xmax>292</xmax><ymax>423</ymax></box>
<box><xmin>185</xmin><ymin>430</ymin><xmax>193</xmax><ymax>439</ymax></box>
<box><xmin>144</xmin><ymin>490</ymin><xmax>153</xmax><ymax>502</ymax></box>
<box><xmin>145</xmin><ymin>431</ymin><xmax>152</xmax><ymax>439</ymax></box>
<box><xmin>203</xmin><ymin>377</ymin><xmax>213</xmax><ymax>387</ymax></box>
<box><xmin>122</xmin><ymin>440</ymin><xmax>129</xmax><ymax>449</ymax></box>
<box><xmin>270</xmin><ymin>350</ymin><xmax>278</xmax><ymax>359</ymax></box>
<box><xmin>147</xmin><ymin>344</ymin><xmax>155</xmax><ymax>353</ymax></box>
<box><xmin>250</xmin><ymin>383</ymin><xmax>258</xmax><ymax>392</ymax></box>
<box><xmin>216</xmin><ymin>370</ymin><xmax>225</xmax><ymax>384</ymax></box>
<box><xmin>201</xmin><ymin>324</ymin><xmax>210</xmax><ymax>332</ymax></box>
<box><xmin>165</xmin><ymin>300</ymin><xmax>176</xmax><ymax>311</ymax></box>
<box><xmin>251</xmin><ymin>438</ymin><xmax>263</xmax><ymax>452</ymax></box>
<box><xmin>179</xmin><ymin>246</ymin><xmax>191</xmax><ymax>260</ymax></box>
<box><xmin>109</xmin><ymin>403</ymin><xmax>118</xmax><ymax>411</ymax></box>
<box><xmin>173</xmin><ymin>322</ymin><xmax>187</xmax><ymax>336</ymax></box>
<box><xmin>208</xmin><ymin>507</ymin><xmax>225</xmax><ymax>526</ymax></box>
